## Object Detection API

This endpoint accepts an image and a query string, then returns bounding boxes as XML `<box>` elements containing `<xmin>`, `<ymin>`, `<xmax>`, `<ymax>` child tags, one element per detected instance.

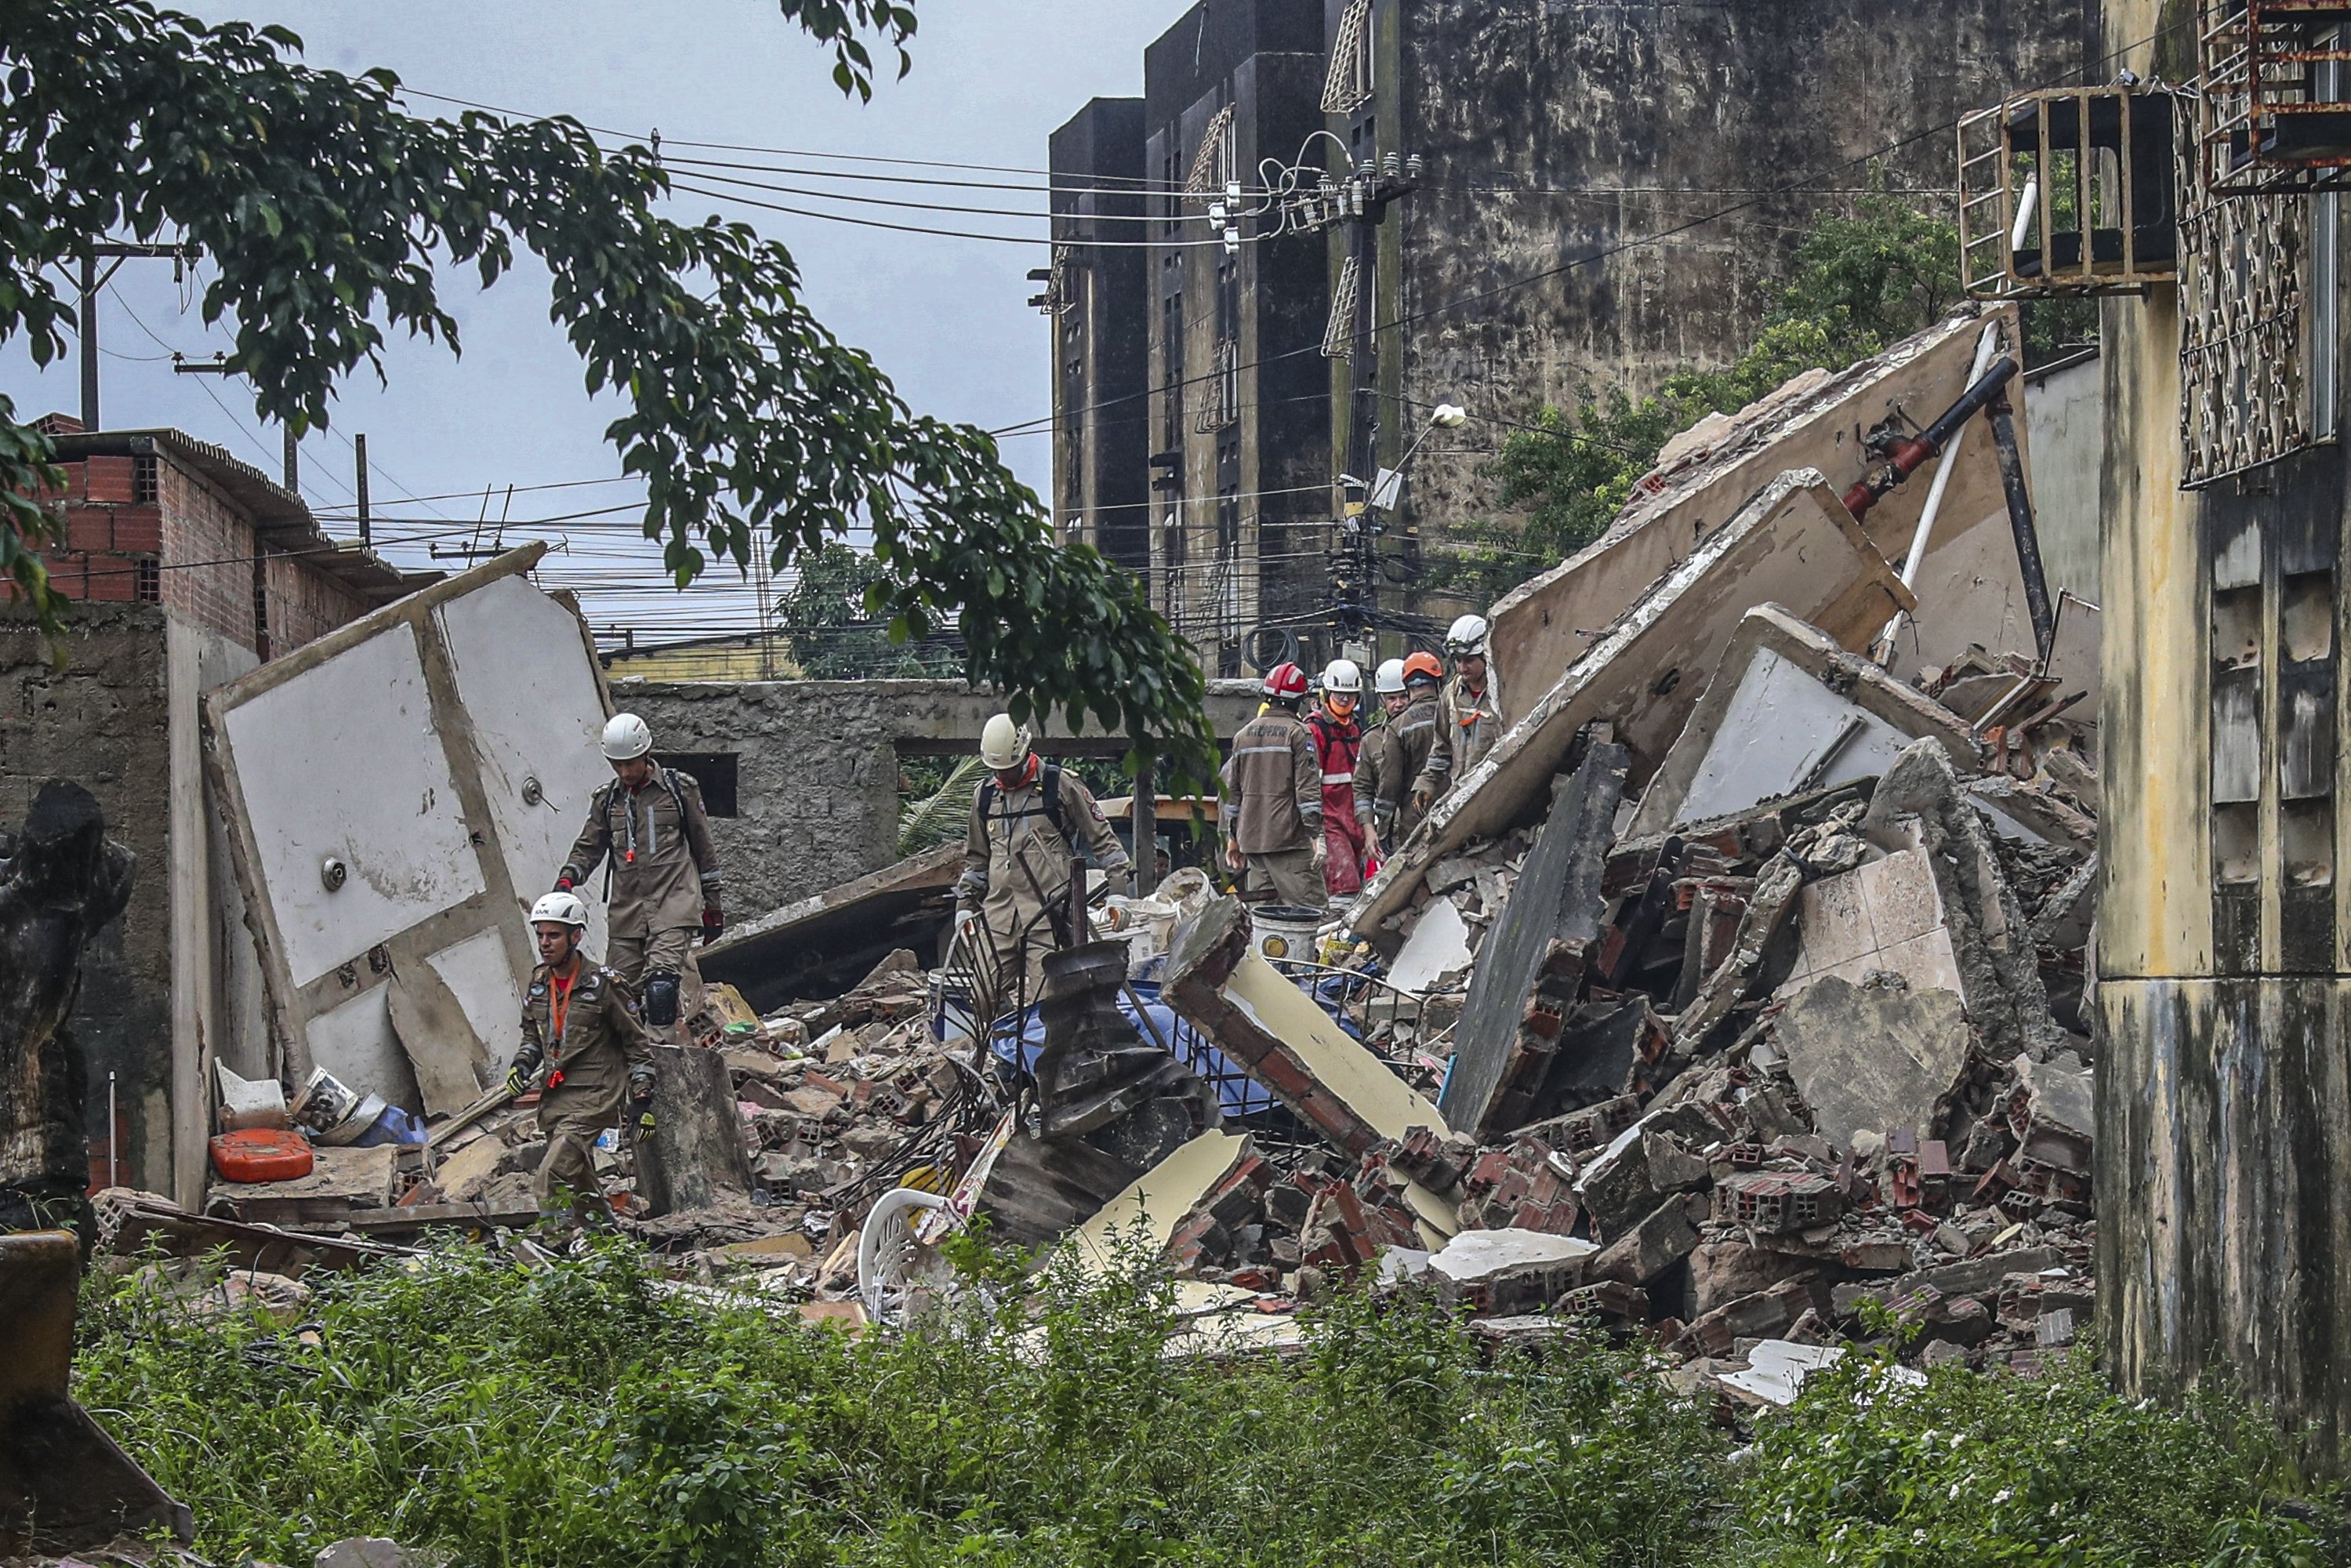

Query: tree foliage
<box><xmin>1427</xmin><ymin>172</ymin><xmax>2088</xmax><ymax>603</ymax></box>
<box><xmin>0</xmin><ymin>2</ymin><xmax>1211</xmax><ymax>782</ymax></box>
<box><xmin>773</xmin><ymin>539</ymin><xmax>956</xmax><ymax>679</ymax></box>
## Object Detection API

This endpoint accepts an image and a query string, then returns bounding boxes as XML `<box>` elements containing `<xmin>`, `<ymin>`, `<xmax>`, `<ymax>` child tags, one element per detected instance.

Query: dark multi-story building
<box><xmin>1047</xmin><ymin>98</ymin><xmax>1153</xmax><ymax>581</ymax></box>
<box><xmin>1139</xmin><ymin>0</ymin><xmax>1331</xmax><ymax>676</ymax></box>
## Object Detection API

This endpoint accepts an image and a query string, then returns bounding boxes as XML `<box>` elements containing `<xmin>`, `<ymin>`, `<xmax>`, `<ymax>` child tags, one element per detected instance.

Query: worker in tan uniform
<box><xmin>557</xmin><ymin>712</ymin><xmax>723</xmax><ymax>1036</ymax></box>
<box><xmin>955</xmin><ymin>713</ymin><xmax>1134</xmax><ymax>1021</ymax></box>
<box><xmin>1221</xmin><ymin>661</ymin><xmax>1326</xmax><ymax>910</ymax></box>
<box><xmin>1357</xmin><ymin>651</ymin><xmax>1443</xmax><ymax>858</ymax></box>
<box><xmin>505</xmin><ymin>891</ymin><xmax>657</xmax><ymax>1221</ymax></box>
<box><xmin>1413</xmin><ymin>615</ymin><xmax>1504</xmax><ymax>818</ymax></box>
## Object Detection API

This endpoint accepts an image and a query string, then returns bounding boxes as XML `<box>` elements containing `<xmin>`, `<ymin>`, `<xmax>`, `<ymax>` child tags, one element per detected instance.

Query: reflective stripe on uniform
<box><xmin>1321</xmin><ymin>771</ymin><xmax>1354</xmax><ymax>784</ymax></box>
<box><xmin>1232</xmin><ymin>744</ymin><xmax>1294</xmax><ymax>757</ymax></box>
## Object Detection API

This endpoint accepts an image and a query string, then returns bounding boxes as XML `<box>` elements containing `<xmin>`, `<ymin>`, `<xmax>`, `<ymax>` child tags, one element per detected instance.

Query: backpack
<box><xmin>976</xmin><ymin>764</ymin><xmax>1068</xmax><ymax>840</ymax></box>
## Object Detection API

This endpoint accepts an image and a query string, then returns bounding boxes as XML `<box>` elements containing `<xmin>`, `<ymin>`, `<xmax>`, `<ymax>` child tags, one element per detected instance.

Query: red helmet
<box><xmin>1262</xmin><ymin>661</ymin><xmax>1310</xmax><ymax>699</ymax></box>
<box><xmin>1402</xmin><ymin>651</ymin><xmax>1444</xmax><ymax>687</ymax></box>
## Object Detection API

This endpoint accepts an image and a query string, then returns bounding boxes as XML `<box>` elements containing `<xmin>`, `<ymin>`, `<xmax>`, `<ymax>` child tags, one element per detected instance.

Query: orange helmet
<box><xmin>1402</xmin><ymin>651</ymin><xmax>1444</xmax><ymax>688</ymax></box>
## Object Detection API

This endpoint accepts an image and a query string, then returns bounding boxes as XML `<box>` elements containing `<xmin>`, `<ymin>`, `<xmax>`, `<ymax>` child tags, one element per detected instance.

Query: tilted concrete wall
<box><xmin>620</xmin><ymin>678</ymin><xmax>1264</xmax><ymax>921</ymax></box>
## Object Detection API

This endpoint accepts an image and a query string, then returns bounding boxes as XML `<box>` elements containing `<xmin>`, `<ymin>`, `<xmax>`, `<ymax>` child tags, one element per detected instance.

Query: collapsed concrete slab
<box><xmin>1858</xmin><ymin>740</ymin><xmax>2057</xmax><ymax>1059</ymax></box>
<box><xmin>1772</xmin><ymin>975</ymin><xmax>1972</xmax><ymax>1151</ymax></box>
<box><xmin>1488</xmin><ymin>303</ymin><xmax>2090</xmax><ymax>711</ymax></box>
<box><xmin>1627</xmin><ymin>607</ymin><xmax>1981</xmax><ymax>838</ymax></box>
<box><xmin>1065</xmin><ymin>1130</ymin><xmax>1250</xmax><ymax>1274</ymax></box>
<box><xmin>1353</xmin><ymin>470</ymin><xmax>1913</xmax><ymax>939</ymax></box>
<box><xmin>1428</xmin><ymin>1227</ymin><xmax>1598</xmax><ymax>1314</ymax></box>
<box><xmin>1165</xmin><ymin>898</ymin><xmax>1448</xmax><ymax>1157</ymax></box>
<box><xmin>1443</xmin><ymin>742</ymin><xmax>1627</xmax><ymax>1137</ymax></box>
<box><xmin>698</xmin><ymin>844</ymin><xmax>962</xmax><ymax>1016</ymax></box>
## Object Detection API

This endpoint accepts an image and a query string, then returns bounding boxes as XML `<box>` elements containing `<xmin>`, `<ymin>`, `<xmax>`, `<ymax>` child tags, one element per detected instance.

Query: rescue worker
<box><xmin>1306</xmin><ymin>658</ymin><xmax>1368</xmax><ymax>897</ymax></box>
<box><xmin>505</xmin><ymin>890</ymin><xmax>657</xmax><ymax>1221</ymax></box>
<box><xmin>1355</xmin><ymin>652</ymin><xmax>1442</xmax><ymax>857</ymax></box>
<box><xmin>556</xmin><ymin>713</ymin><xmax>723</xmax><ymax>1037</ymax></box>
<box><xmin>1221</xmin><ymin>661</ymin><xmax>1326</xmax><ymax>909</ymax></box>
<box><xmin>954</xmin><ymin>713</ymin><xmax>1133</xmax><ymax>1020</ymax></box>
<box><xmin>1413</xmin><ymin>615</ymin><xmax>1504</xmax><ymax>817</ymax></box>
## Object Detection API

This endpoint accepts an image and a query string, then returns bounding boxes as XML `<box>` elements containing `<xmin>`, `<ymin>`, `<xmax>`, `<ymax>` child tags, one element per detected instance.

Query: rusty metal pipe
<box><xmin>1841</xmin><ymin>354</ymin><xmax>2023</xmax><ymax>518</ymax></box>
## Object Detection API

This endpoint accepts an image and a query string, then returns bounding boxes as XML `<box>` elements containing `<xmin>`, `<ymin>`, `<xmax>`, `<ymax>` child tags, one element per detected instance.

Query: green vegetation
<box><xmin>1430</xmin><ymin>175</ymin><xmax>2097</xmax><ymax>602</ymax></box>
<box><xmin>1</xmin><ymin>4</ymin><xmax>1214</xmax><ymax>785</ymax></box>
<box><xmin>775</xmin><ymin>541</ymin><xmax>961</xmax><ymax>681</ymax></box>
<box><xmin>78</xmin><ymin>1240</ymin><xmax>2333</xmax><ymax>1567</ymax></box>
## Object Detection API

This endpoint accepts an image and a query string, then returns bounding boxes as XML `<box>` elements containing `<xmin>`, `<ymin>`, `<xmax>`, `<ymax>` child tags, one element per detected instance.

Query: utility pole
<box><xmin>1331</xmin><ymin>155</ymin><xmax>1417</xmax><ymax>663</ymax></box>
<box><xmin>354</xmin><ymin>434</ymin><xmax>371</xmax><ymax>546</ymax></box>
<box><xmin>77</xmin><ymin>241</ymin><xmax>198</xmax><ymax>430</ymax></box>
<box><xmin>175</xmin><ymin>350</ymin><xmax>305</xmax><ymax>500</ymax></box>
<box><xmin>281</xmin><ymin>426</ymin><xmax>299</xmax><ymax>495</ymax></box>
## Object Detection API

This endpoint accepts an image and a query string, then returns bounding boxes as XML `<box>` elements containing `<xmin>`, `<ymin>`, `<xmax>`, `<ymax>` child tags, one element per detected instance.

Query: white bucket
<box><xmin>1250</xmin><ymin>904</ymin><xmax>1325</xmax><ymax>964</ymax></box>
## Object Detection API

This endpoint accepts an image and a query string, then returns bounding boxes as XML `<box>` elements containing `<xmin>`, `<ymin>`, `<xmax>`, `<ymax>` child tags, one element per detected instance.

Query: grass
<box><xmin>74</xmin><ymin>1238</ymin><xmax>2336</xmax><ymax>1568</ymax></box>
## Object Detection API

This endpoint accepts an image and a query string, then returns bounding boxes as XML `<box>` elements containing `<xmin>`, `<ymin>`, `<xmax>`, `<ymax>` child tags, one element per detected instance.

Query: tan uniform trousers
<box><xmin>1245</xmin><ymin>847</ymin><xmax>1328</xmax><ymax>911</ymax></box>
<box><xmin>535</xmin><ymin>1079</ymin><xmax>626</xmax><ymax>1211</ymax></box>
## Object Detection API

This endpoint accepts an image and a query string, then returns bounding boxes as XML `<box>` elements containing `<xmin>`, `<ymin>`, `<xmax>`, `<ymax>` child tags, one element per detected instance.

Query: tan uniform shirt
<box><xmin>1358</xmin><ymin>694</ymin><xmax>1441</xmax><ymax>839</ymax></box>
<box><xmin>1415</xmin><ymin>676</ymin><xmax>1504</xmax><ymax>801</ymax></box>
<box><xmin>1222</xmin><ymin>709</ymin><xmax>1321</xmax><ymax>855</ymax></box>
<box><xmin>561</xmin><ymin>763</ymin><xmax>722</xmax><ymax>939</ymax></box>
<box><xmin>516</xmin><ymin>960</ymin><xmax>657</xmax><ymax>1112</ymax></box>
<box><xmin>956</xmin><ymin>765</ymin><xmax>1133</xmax><ymax>923</ymax></box>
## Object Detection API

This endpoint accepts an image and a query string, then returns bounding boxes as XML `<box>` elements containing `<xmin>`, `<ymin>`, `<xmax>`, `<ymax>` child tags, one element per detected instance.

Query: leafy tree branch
<box><xmin>0</xmin><ymin>2</ymin><xmax>1212</xmax><ymax>783</ymax></box>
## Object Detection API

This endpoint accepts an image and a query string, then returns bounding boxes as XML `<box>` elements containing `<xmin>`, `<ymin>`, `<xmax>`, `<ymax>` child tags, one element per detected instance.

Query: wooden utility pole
<box><xmin>76</xmin><ymin>241</ymin><xmax>197</xmax><ymax>430</ymax></box>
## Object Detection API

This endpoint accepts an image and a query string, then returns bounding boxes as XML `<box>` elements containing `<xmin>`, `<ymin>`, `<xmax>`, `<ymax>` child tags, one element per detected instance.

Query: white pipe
<box><xmin>1874</xmin><ymin>323</ymin><xmax>2002</xmax><ymax>667</ymax></box>
<box><xmin>2009</xmin><ymin>175</ymin><xmax>2041</xmax><ymax>253</ymax></box>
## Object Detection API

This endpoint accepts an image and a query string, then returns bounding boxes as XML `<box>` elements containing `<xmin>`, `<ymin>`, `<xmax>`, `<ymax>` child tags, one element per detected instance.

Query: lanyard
<box><xmin>550</xmin><ymin>971</ymin><xmax>575</xmax><ymax>1053</ymax></box>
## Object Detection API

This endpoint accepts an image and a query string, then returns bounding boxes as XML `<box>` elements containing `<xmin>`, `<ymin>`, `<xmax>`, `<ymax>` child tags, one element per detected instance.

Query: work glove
<box><xmin>1310</xmin><ymin>837</ymin><xmax>1329</xmax><ymax>873</ymax></box>
<box><xmin>554</xmin><ymin>875</ymin><xmax>575</xmax><ymax>894</ymax></box>
<box><xmin>632</xmin><ymin>1095</ymin><xmax>657</xmax><ymax>1138</ymax></box>
<box><xmin>702</xmin><ymin>906</ymin><xmax>725</xmax><ymax>946</ymax></box>
<box><xmin>505</xmin><ymin>1063</ymin><xmax>535</xmax><ymax>1099</ymax></box>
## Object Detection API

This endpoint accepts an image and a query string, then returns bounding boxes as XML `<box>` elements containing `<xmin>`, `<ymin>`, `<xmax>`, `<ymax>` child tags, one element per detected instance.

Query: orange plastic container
<box><xmin>209</xmin><ymin>1128</ymin><xmax>314</xmax><ymax>1183</ymax></box>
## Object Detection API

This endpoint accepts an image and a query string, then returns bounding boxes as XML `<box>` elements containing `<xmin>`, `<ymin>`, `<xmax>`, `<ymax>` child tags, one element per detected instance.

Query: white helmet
<box><xmin>529</xmin><ymin>890</ymin><xmax>590</xmax><ymax>929</ymax></box>
<box><xmin>600</xmin><ymin>712</ymin><xmax>653</xmax><ymax>761</ymax></box>
<box><xmin>1321</xmin><ymin>658</ymin><xmax>1362</xmax><ymax>695</ymax></box>
<box><xmin>1374</xmin><ymin>658</ymin><xmax>1406</xmax><ymax>695</ymax></box>
<box><xmin>980</xmin><ymin>713</ymin><xmax>1033</xmax><ymax>771</ymax></box>
<box><xmin>1445</xmin><ymin>614</ymin><xmax>1489</xmax><ymax>658</ymax></box>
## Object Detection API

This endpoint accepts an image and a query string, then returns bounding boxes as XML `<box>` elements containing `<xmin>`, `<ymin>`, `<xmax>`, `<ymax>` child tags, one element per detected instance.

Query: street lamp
<box><xmin>1366</xmin><ymin>401</ymin><xmax>1468</xmax><ymax>513</ymax></box>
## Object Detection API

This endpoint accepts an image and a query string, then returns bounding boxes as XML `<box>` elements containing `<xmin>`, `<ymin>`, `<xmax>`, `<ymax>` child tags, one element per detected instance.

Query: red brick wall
<box><xmin>36</xmin><ymin>449</ymin><xmax>368</xmax><ymax>655</ymax></box>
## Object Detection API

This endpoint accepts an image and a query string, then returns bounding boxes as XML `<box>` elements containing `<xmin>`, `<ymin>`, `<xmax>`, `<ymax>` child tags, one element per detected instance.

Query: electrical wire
<box><xmin>668</xmin><ymin>179</ymin><xmax>1247</xmax><ymax>248</ymax></box>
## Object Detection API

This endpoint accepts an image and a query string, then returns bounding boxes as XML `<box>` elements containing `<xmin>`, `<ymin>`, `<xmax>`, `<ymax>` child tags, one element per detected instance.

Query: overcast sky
<box><xmin>2</xmin><ymin>0</ymin><xmax>1176</xmax><ymax>644</ymax></box>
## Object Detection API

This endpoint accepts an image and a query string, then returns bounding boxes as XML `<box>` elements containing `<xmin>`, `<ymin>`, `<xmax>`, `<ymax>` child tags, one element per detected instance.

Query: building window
<box><xmin>131</xmin><ymin>452</ymin><xmax>158</xmax><ymax>504</ymax></box>
<box><xmin>654</xmin><ymin>752</ymin><xmax>738</xmax><ymax>817</ymax></box>
<box><xmin>134</xmin><ymin>558</ymin><xmax>159</xmax><ymax>604</ymax></box>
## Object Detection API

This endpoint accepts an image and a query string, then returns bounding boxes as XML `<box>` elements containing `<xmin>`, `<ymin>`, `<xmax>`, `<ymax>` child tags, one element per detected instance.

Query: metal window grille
<box><xmin>1322</xmin><ymin>255</ymin><xmax>1362</xmax><ymax>358</ymax></box>
<box><xmin>2179</xmin><ymin>128</ymin><xmax>2322</xmax><ymax>483</ymax></box>
<box><xmin>1186</xmin><ymin>104</ymin><xmax>1235</xmax><ymax>197</ymax></box>
<box><xmin>1193</xmin><ymin>336</ymin><xmax>1240</xmax><ymax>432</ymax></box>
<box><xmin>2198</xmin><ymin>0</ymin><xmax>2351</xmax><ymax>196</ymax></box>
<box><xmin>1958</xmin><ymin>87</ymin><xmax>2180</xmax><ymax>297</ymax></box>
<box><xmin>1322</xmin><ymin>0</ymin><xmax>1375</xmax><ymax>115</ymax></box>
<box><xmin>130</xmin><ymin>452</ymin><xmax>158</xmax><ymax>504</ymax></box>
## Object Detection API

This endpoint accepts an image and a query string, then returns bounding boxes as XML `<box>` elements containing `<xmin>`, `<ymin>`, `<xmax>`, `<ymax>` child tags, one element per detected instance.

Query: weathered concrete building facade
<box><xmin>1048</xmin><ymin>97</ymin><xmax>1154</xmax><ymax>582</ymax></box>
<box><xmin>1050</xmin><ymin>0</ymin><xmax>2096</xmax><ymax>674</ymax></box>
<box><xmin>0</xmin><ymin>419</ymin><xmax>420</xmax><ymax>1202</ymax></box>
<box><xmin>1321</xmin><ymin>0</ymin><xmax>2099</xmax><ymax>626</ymax></box>
<box><xmin>2090</xmin><ymin>0</ymin><xmax>2351</xmax><ymax>1471</ymax></box>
